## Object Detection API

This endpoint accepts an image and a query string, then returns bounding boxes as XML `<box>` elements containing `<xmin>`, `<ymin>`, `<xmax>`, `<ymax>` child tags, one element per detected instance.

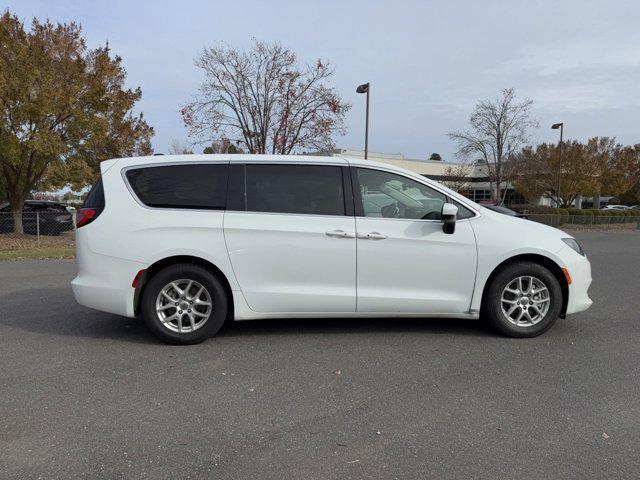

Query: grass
<box><xmin>0</xmin><ymin>245</ymin><xmax>75</xmax><ymax>260</ymax></box>
<box><xmin>0</xmin><ymin>231</ymin><xmax>76</xmax><ymax>260</ymax></box>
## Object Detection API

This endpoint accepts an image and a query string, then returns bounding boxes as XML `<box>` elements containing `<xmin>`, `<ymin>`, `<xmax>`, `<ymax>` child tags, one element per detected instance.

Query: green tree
<box><xmin>586</xmin><ymin>137</ymin><xmax>638</xmax><ymax>198</ymax></box>
<box><xmin>613</xmin><ymin>143</ymin><xmax>640</xmax><ymax>204</ymax></box>
<box><xmin>513</xmin><ymin>141</ymin><xmax>599</xmax><ymax>207</ymax></box>
<box><xmin>0</xmin><ymin>12</ymin><xmax>153</xmax><ymax>233</ymax></box>
<box><xmin>428</xmin><ymin>153</ymin><xmax>442</xmax><ymax>161</ymax></box>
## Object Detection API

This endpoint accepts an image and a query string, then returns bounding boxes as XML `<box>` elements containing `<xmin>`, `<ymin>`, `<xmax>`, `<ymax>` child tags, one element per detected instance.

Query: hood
<box><xmin>478</xmin><ymin>206</ymin><xmax>572</xmax><ymax>240</ymax></box>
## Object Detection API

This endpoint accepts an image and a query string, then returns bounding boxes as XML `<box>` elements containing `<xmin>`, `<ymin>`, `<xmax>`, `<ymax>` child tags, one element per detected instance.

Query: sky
<box><xmin>6</xmin><ymin>0</ymin><xmax>640</xmax><ymax>161</ymax></box>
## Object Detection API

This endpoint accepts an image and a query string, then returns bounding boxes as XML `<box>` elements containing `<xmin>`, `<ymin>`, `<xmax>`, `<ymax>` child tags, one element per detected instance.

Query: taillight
<box><xmin>76</xmin><ymin>208</ymin><xmax>101</xmax><ymax>228</ymax></box>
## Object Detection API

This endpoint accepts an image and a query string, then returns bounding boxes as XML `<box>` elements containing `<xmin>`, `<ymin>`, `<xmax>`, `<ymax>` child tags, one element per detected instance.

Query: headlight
<box><xmin>562</xmin><ymin>238</ymin><xmax>585</xmax><ymax>256</ymax></box>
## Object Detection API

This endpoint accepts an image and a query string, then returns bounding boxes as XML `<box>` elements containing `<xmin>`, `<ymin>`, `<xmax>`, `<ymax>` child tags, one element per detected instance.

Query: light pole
<box><xmin>356</xmin><ymin>82</ymin><xmax>370</xmax><ymax>159</ymax></box>
<box><xmin>552</xmin><ymin>122</ymin><xmax>564</xmax><ymax>207</ymax></box>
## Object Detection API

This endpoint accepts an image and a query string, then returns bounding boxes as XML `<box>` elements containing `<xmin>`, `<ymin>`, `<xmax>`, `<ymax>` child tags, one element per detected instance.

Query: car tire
<box><xmin>141</xmin><ymin>264</ymin><xmax>228</xmax><ymax>345</ymax></box>
<box><xmin>483</xmin><ymin>261</ymin><xmax>562</xmax><ymax>338</ymax></box>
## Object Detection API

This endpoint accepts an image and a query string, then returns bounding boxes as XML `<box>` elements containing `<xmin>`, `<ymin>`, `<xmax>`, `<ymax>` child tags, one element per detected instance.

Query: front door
<box><xmin>224</xmin><ymin>163</ymin><xmax>356</xmax><ymax>313</ymax></box>
<box><xmin>353</xmin><ymin>167</ymin><xmax>478</xmax><ymax>314</ymax></box>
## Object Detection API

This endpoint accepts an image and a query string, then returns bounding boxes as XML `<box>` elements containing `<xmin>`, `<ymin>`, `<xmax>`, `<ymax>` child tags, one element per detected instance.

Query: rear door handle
<box><xmin>357</xmin><ymin>232</ymin><xmax>387</xmax><ymax>240</ymax></box>
<box><xmin>325</xmin><ymin>229</ymin><xmax>355</xmax><ymax>238</ymax></box>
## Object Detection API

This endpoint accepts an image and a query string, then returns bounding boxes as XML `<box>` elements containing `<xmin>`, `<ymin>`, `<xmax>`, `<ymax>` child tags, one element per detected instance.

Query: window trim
<box><xmin>120</xmin><ymin>160</ymin><xmax>475</xmax><ymax>220</ymax></box>
<box><xmin>121</xmin><ymin>161</ymin><xmax>230</xmax><ymax>212</ymax></box>
<box><xmin>350</xmin><ymin>166</ymin><xmax>479</xmax><ymax>222</ymax></box>
<box><xmin>342</xmin><ymin>166</ymin><xmax>355</xmax><ymax>217</ymax></box>
<box><xmin>226</xmin><ymin>163</ymin><xmax>246</xmax><ymax>212</ymax></box>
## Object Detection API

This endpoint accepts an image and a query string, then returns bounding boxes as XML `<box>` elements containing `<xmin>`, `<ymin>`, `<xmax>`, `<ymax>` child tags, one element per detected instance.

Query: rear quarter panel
<box><xmin>73</xmin><ymin>161</ymin><xmax>241</xmax><ymax>317</ymax></box>
<box><xmin>101</xmin><ymin>162</ymin><xmax>239</xmax><ymax>287</ymax></box>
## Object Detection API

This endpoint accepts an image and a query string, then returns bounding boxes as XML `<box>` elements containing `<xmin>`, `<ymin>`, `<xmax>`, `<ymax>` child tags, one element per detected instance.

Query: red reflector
<box><xmin>76</xmin><ymin>208</ymin><xmax>97</xmax><ymax>228</ymax></box>
<box><xmin>132</xmin><ymin>269</ymin><xmax>146</xmax><ymax>288</ymax></box>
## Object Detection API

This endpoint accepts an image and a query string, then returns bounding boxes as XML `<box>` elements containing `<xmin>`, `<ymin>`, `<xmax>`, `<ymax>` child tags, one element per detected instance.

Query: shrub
<box><xmin>557</xmin><ymin>208</ymin><xmax>569</xmax><ymax>225</ymax></box>
<box><xmin>580</xmin><ymin>209</ymin><xmax>594</xmax><ymax>225</ymax></box>
<box><xmin>591</xmin><ymin>209</ymin><xmax>607</xmax><ymax>224</ymax></box>
<box><xmin>622</xmin><ymin>210</ymin><xmax>635</xmax><ymax>223</ymax></box>
<box><xmin>527</xmin><ymin>205</ymin><xmax>559</xmax><ymax>215</ymax></box>
<box><xmin>613</xmin><ymin>210</ymin><xmax>627</xmax><ymax>223</ymax></box>
<box><xmin>567</xmin><ymin>208</ymin><xmax>585</xmax><ymax>224</ymax></box>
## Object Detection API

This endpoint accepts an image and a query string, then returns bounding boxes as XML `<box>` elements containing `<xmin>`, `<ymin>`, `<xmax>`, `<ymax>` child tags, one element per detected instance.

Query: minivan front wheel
<box><xmin>483</xmin><ymin>261</ymin><xmax>562</xmax><ymax>338</ymax></box>
<box><xmin>141</xmin><ymin>264</ymin><xmax>228</xmax><ymax>344</ymax></box>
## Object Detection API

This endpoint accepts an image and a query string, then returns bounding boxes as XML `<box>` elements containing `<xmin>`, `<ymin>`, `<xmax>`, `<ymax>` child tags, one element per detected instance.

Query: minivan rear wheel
<box><xmin>141</xmin><ymin>264</ymin><xmax>228</xmax><ymax>344</ymax></box>
<box><xmin>483</xmin><ymin>261</ymin><xmax>562</xmax><ymax>338</ymax></box>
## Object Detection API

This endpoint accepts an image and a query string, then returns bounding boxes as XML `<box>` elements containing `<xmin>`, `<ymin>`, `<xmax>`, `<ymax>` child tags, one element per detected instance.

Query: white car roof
<box><xmin>101</xmin><ymin>154</ymin><xmax>348</xmax><ymax>173</ymax></box>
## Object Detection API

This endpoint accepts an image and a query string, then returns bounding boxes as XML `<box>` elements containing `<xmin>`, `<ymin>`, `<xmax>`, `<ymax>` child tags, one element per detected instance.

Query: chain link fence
<box><xmin>0</xmin><ymin>210</ymin><xmax>76</xmax><ymax>256</ymax></box>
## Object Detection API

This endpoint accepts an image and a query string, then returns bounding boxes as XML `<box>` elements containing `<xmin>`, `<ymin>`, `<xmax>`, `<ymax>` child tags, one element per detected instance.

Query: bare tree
<box><xmin>181</xmin><ymin>41</ymin><xmax>350</xmax><ymax>154</ymax></box>
<box><xmin>441</xmin><ymin>163</ymin><xmax>471</xmax><ymax>193</ymax></box>
<box><xmin>448</xmin><ymin>88</ymin><xmax>538</xmax><ymax>204</ymax></box>
<box><xmin>168</xmin><ymin>139</ymin><xmax>193</xmax><ymax>155</ymax></box>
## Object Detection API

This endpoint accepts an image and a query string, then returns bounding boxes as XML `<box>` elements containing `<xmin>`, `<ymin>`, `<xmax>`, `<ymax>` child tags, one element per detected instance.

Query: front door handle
<box><xmin>357</xmin><ymin>232</ymin><xmax>387</xmax><ymax>240</ymax></box>
<box><xmin>326</xmin><ymin>229</ymin><xmax>355</xmax><ymax>238</ymax></box>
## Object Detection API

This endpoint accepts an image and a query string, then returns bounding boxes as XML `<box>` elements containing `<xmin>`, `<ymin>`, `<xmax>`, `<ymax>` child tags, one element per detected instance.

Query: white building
<box><xmin>316</xmin><ymin>148</ymin><xmax>615</xmax><ymax>208</ymax></box>
<box><xmin>313</xmin><ymin>148</ymin><xmax>529</xmax><ymax>206</ymax></box>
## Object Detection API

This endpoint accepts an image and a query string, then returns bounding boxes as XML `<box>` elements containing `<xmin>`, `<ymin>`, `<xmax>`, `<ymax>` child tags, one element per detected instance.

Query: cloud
<box><xmin>482</xmin><ymin>36</ymin><xmax>640</xmax><ymax>114</ymax></box>
<box><xmin>493</xmin><ymin>41</ymin><xmax>640</xmax><ymax>77</ymax></box>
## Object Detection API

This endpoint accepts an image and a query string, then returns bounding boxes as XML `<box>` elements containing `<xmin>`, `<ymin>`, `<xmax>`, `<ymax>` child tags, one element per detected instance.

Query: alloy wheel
<box><xmin>155</xmin><ymin>279</ymin><xmax>213</xmax><ymax>333</ymax></box>
<box><xmin>500</xmin><ymin>276</ymin><xmax>551</xmax><ymax>327</ymax></box>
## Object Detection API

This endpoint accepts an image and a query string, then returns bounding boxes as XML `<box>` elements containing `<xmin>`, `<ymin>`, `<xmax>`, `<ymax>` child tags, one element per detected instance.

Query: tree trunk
<box><xmin>8</xmin><ymin>195</ymin><xmax>26</xmax><ymax>234</ymax></box>
<box><xmin>495</xmin><ymin>177</ymin><xmax>502</xmax><ymax>204</ymax></box>
<box><xmin>11</xmin><ymin>203</ymin><xmax>24</xmax><ymax>235</ymax></box>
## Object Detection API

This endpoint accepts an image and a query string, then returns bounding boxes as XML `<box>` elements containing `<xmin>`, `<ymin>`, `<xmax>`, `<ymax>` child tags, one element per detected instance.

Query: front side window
<box><xmin>356</xmin><ymin>168</ymin><xmax>446</xmax><ymax>220</ymax></box>
<box><xmin>245</xmin><ymin>164</ymin><xmax>345</xmax><ymax>216</ymax></box>
<box><xmin>450</xmin><ymin>199</ymin><xmax>476</xmax><ymax>219</ymax></box>
<box><xmin>126</xmin><ymin>164</ymin><xmax>228</xmax><ymax>210</ymax></box>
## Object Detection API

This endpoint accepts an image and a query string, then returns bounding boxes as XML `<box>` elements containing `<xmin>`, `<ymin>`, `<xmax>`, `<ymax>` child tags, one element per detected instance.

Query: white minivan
<box><xmin>72</xmin><ymin>155</ymin><xmax>592</xmax><ymax>344</ymax></box>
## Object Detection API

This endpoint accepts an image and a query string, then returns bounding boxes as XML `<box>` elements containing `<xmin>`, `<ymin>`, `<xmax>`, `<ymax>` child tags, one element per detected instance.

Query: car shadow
<box><xmin>0</xmin><ymin>287</ymin><xmax>493</xmax><ymax>343</ymax></box>
<box><xmin>0</xmin><ymin>287</ymin><xmax>155</xmax><ymax>345</ymax></box>
<box><xmin>219</xmin><ymin>316</ymin><xmax>493</xmax><ymax>338</ymax></box>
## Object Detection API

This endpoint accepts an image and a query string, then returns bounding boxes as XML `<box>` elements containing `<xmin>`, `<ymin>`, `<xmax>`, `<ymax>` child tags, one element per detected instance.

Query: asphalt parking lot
<box><xmin>1</xmin><ymin>231</ymin><xmax>639</xmax><ymax>479</ymax></box>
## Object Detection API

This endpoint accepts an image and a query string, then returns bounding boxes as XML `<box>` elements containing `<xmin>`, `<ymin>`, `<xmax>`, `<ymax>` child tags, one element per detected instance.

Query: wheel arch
<box><xmin>480</xmin><ymin>253</ymin><xmax>569</xmax><ymax>318</ymax></box>
<box><xmin>134</xmin><ymin>255</ymin><xmax>234</xmax><ymax>318</ymax></box>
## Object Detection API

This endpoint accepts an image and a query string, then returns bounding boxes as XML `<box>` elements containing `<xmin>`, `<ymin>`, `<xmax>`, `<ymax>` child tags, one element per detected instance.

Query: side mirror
<box><xmin>441</xmin><ymin>203</ymin><xmax>458</xmax><ymax>234</ymax></box>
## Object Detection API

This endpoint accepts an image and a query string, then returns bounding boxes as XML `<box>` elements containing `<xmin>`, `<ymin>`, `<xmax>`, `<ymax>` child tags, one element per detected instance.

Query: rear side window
<box><xmin>245</xmin><ymin>164</ymin><xmax>345</xmax><ymax>216</ymax></box>
<box><xmin>125</xmin><ymin>164</ymin><xmax>228</xmax><ymax>210</ymax></box>
<box><xmin>83</xmin><ymin>178</ymin><xmax>105</xmax><ymax>209</ymax></box>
